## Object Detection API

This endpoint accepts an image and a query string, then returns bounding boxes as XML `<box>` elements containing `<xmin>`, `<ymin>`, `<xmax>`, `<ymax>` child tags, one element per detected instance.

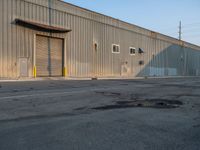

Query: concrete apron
<box><xmin>0</xmin><ymin>76</ymin><xmax>199</xmax><ymax>82</ymax></box>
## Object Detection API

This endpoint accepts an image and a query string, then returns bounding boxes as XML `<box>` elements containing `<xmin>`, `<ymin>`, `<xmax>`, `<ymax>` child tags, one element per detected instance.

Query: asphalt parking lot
<box><xmin>0</xmin><ymin>77</ymin><xmax>200</xmax><ymax>150</ymax></box>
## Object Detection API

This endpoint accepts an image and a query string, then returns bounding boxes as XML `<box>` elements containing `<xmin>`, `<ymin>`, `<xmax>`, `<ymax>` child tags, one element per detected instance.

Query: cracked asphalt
<box><xmin>0</xmin><ymin>78</ymin><xmax>200</xmax><ymax>150</ymax></box>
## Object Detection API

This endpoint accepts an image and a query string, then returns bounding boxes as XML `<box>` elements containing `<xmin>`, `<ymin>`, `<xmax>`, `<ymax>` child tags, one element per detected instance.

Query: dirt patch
<box><xmin>92</xmin><ymin>99</ymin><xmax>183</xmax><ymax>110</ymax></box>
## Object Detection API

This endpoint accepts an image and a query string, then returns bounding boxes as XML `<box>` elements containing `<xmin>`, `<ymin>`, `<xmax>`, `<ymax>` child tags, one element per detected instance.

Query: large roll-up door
<box><xmin>36</xmin><ymin>35</ymin><xmax>63</xmax><ymax>77</ymax></box>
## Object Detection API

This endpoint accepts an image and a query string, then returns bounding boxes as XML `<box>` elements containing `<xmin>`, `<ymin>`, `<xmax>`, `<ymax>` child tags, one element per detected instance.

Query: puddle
<box><xmin>92</xmin><ymin>99</ymin><xmax>183</xmax><ymax>110</ymax></box>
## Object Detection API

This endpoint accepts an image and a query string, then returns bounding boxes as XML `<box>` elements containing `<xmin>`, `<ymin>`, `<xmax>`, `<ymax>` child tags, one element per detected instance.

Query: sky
<box><xmin>63</xmin><ymin>0</ymin><xmax>200</xmax><ymax>46</ymax></box>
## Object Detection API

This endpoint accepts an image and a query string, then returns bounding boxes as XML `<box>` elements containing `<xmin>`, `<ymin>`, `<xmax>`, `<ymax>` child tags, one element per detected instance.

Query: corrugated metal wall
<box><xmin>0</xmin><ymin>0</ymin><xmax>200</xmax><ymax>78</ymax></box>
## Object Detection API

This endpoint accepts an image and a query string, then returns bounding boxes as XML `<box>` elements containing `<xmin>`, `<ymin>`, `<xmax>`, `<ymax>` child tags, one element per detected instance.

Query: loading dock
<box><xmin>36</xmin><ymin>35</ymin><xmax>64</xmax><ymax>77</ymax></box>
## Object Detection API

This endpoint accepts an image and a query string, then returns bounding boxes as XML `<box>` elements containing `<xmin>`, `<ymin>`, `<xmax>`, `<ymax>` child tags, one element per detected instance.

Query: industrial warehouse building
<box><xmin>0</xmin><ymin>0</ymin><xmax>200</xmax><ymax>79</ymax></box>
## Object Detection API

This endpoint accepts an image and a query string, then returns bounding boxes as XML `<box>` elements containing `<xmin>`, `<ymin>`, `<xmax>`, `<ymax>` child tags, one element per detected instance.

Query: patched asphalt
<box><xmin>0</xmin><ymin>78</ymin><xmax>200</xmax><ymax>150</ymax></box>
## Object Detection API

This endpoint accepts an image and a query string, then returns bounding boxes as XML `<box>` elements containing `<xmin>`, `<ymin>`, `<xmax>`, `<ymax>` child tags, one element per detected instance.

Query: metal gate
<box><xmin>36</xmin><ymin>35</ymin><xmax>63</xmax><ymax>77</ymax></box>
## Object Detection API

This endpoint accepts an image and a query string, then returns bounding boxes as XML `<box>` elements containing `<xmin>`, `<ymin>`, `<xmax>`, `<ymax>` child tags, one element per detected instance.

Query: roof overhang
<box><xmin>15</xmin><ymin>19</ymin><xmax>71</xmax><ymax>33</ymax></box>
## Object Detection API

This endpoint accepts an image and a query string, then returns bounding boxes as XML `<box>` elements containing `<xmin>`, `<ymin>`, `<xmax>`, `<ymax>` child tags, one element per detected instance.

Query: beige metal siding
<box><xmin>36</xmin><ymin>35</ymin><xmax>63</xmax><ymax>77</ymax></box>
<box><xmin>0</xmin><ymin>0</ymin><xmax>200</xmax><ymax>78</ymax></box>
<box><xmin>0</xmin><ymin>0</ymin><xmax>2</xmax><ymax>77</ymax></box>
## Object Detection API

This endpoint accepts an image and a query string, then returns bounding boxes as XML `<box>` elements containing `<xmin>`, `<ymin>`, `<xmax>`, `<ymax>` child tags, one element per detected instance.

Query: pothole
<box><xmin>95</xmin><ymin>91</ymin><xmax>121</xmax><ymax>97</ymax></box>
<box><xmin>92</xmin><ymin>99</ymin><xmax>183</xmax><ymax>110</ymax></box>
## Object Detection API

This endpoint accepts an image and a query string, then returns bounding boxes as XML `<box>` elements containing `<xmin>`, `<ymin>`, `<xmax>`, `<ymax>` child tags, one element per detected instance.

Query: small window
<box><xmin>130</xmin><ymin>47</ymin><xmax>136</xmax><ymax>55</ymax></box>
<box><xmin>112</xmin><ymin>44</ymin><xmax>120</xmax><ymax>53</ymax></box>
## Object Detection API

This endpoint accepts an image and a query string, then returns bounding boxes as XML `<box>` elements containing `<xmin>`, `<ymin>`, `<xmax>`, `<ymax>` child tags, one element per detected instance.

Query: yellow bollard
<box><xmin>63</xmin><ymin>67</ymin><xmax>68</xmax><ymax>77</ymax></box>
<box><xmin>33</xmin><ymin>66</ymin><xmax>37</xmax><ymax>78</ymax></box>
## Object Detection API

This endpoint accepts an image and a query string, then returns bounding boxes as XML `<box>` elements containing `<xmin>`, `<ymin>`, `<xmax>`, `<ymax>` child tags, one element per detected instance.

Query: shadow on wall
<box><xmin>136</xmin><ymin>44</ymin><xmax>200</xmax><ymax>77</ymax></box>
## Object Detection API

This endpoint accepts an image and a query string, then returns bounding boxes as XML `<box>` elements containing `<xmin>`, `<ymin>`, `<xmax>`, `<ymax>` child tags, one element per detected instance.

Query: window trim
<box><xmin>112</xmin><ymin>44</ymin><xmax>120</xmax><ymax>54</ymax></box>
<box><xmin>129</xmin><ymin>47</ymin><xmax>136</xmax><ymax>55</ymax></box>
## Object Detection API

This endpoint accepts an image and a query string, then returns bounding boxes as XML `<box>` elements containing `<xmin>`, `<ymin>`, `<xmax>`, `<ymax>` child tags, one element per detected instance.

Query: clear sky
<box><xmin>64</xmin><ymin>0</ymin><xmax>200</xmax><ymax>46</ymax></box>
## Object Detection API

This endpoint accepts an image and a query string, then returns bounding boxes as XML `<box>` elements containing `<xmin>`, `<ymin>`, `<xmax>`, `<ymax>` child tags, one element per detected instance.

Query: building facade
<box><xmin>0</xmin><ymin>0</ymin><xmax>200</xmax><ymax>79</ymax></box>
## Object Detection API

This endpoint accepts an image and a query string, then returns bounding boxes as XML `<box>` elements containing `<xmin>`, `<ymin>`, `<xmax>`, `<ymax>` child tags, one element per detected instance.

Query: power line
<box><xmin>183</xmin><ymin>28</ymin><xmax>200</xmax><ymax>33</ymax></box>
<box><xmin>183</xmin><ymin>34</ymin><xmax>200</xmax><ymax>37</ymax></box>
<box><xmin>183</xmin><ymin>25</ymin><xmax>200</xmax><ymax>30</ymax></box>
<box><xmin>182</xmin><ymin>22</ymin><xmax>200</xmax><ymax>28</ymax></box>
<box><xmin>157</xmin><ymin>22</ymin><xmax>200</xmax><ymax>31</ymax></box>
<box><xmin>157</xmin><ymin>27</ymin><xmax>178</xmax><ymax>31</ymax></box>
<box><xmin>183</xmin><ymin>31</ymin><xmax>200</xmax><ymax>35</ymax></box>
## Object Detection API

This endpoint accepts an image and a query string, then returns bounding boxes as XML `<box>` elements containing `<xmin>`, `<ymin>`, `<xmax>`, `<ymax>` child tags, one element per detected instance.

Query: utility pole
<box><xmin>48</xmin><ymin>0</ymin><xmax>52</xmax><ymax>26</ymax></box>
<box><xmin>179</xmin><ymin>21</ymin><xmax>182</xmax><ymax>40</ymax></box>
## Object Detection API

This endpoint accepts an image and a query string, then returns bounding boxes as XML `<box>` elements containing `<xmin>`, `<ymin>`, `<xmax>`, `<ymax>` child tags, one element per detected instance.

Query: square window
<box><xmin>112</xmin><ymin>44</ymin><xmax>120</xmax><ymax>53</ymax></box>
<box><xmin>130</xmin><ymin>47</ymin><xmax>136</xmax><ymax>55</ymax></box>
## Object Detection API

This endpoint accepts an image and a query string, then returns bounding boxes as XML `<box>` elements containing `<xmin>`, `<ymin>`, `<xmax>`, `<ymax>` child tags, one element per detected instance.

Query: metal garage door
<box><xmin>36</xmin><ymin>35</ymin><xmax>63</xmax><ymax>77</ymax></box>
